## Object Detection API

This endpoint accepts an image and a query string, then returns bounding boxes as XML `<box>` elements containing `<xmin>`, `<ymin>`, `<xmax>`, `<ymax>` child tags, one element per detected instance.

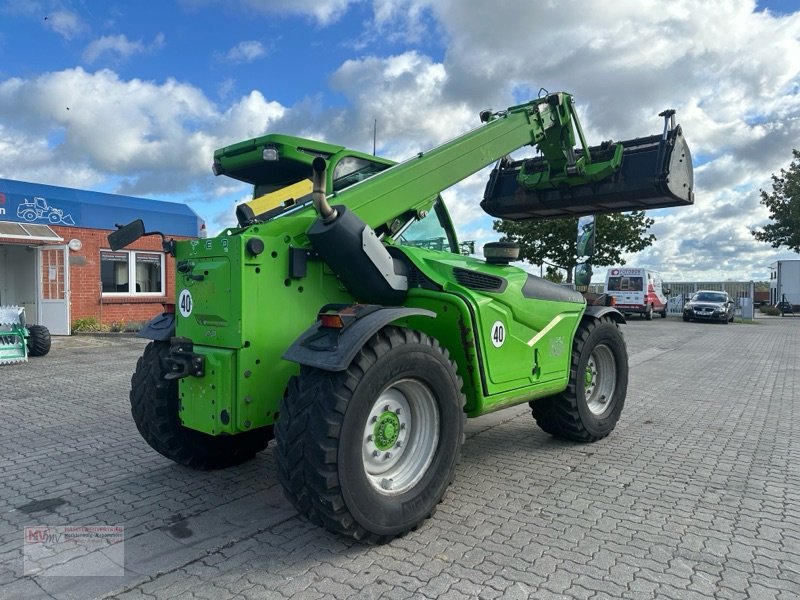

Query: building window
<box><xmin>101</xmin><ymin>250</ymin><xmax>164</xmax><ymax>294</ymax></box>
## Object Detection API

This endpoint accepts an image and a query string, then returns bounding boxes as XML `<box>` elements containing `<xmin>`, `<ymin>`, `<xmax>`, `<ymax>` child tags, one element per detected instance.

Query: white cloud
<box><xmin>181</xmin><ymin>0</ymin><xmax>359</xmax><ymax>26</ymax></box>
<box><xmin>348</xmin><ymin>0</ymin><xmax>800</xmax><ymax>281</ymax></box>
<box><xmin>3</xmin><ymin>0</ymin><xmax>800</xmax><ymax>281</ymax></box>
<box><xmin>83</xmin><ymin>33</ymin><xmax>165</xmax><ymax>64</ymax></box>
<box><xmin>45</xmin><ymin>9</ymin><xmax>85</xmax><ymax>40</ymax></box>
<box><xmin>219</xmin><ymin>40</ymin><xmax>267</xmax><ymax>64</ymax></box>
<box><xmin>0</xmin><ymin>68</ymin><xmax>285</xmax><ymax>198</ymax></box>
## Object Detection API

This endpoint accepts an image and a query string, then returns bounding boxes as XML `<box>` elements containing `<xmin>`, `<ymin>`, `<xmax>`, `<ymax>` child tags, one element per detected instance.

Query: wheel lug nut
<box><xmin>395</xmin><ymin>441</ymin><xmax>402</xmax><ymax>448</ymax></box>
<box><xmin>400</xmin><ymin>423</ymin><xmax>406</xmax><ymax>430</ymax></box>
<box><xmin>384</xmin><ymin>452</ymin><xmax>391</xmax><ymax>460</ymax></box>
<box><xmin>384</xmin><ymin>405</ymin><xmax>390</xmax><ymax>412</ymax></box>
<box><xmin>367</xmin><ymin>434</ymin><xmax>373</xmax><ymax>442</ymax></box>
<box><xmin>381</xmin><ymin>478</ymin><xmax>393</xmax><ymax>490</ymax></box>
<box><xmin>370</xmin><ymin>416</ymin><xmax>377</xmax><ymax>423</ymax></box>
<box><xmin>373</xmin><ymin>450</ymin><xmax>380</xmax><ymax>457</ymax></box>
<box><xmin>395</xmin><ymin>408</ymin><xmax>402</xmax><ymax>415</ymax></box>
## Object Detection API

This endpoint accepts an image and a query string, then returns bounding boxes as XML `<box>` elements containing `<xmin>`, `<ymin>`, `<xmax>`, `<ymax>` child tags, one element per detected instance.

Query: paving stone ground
<box><xmin>1</xmin><ymin>317</ymin><xmax>798</xmax><ymax>599</ymax></box>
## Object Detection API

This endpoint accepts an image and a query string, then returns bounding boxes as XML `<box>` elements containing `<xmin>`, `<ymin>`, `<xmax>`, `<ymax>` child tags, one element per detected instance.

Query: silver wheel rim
<box><xmin>361</xmin><ymin>378</ymin><xmax>439</xmax><ymax>496</ymax></box>
<box><xmin>584</xmin><ymin>344</ymin><xmax>616</xmax><ymax>416</ymax></box>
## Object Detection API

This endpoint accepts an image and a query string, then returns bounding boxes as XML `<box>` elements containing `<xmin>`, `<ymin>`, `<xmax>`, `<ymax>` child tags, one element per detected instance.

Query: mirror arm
<box><xmin>142</xmin><ymin>231</ymin><xmax>176</xmax><ymax>256</ymax></box>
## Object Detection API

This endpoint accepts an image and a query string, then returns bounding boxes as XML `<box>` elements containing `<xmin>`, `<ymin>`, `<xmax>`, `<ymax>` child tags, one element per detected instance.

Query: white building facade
<box><xmin>769</xmin><ymin>259</ymin><xmax>800</xmax><ymax>306</ymax></box>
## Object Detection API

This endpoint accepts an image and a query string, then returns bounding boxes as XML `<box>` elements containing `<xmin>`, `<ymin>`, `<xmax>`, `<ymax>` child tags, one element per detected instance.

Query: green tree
<box><xmin>751</xmin><ymin>149</ymin><xmax>800</xmax><ymax>251</ymax></box>
<box><xmin>494</xmin><ymin>211</ymin><xmax>656</xmax><ymax>283</ymax></box>
<box><xmin>543</xmin><ymin>266</ymin><xmax>565</xmax><ymax>283</ymax></box>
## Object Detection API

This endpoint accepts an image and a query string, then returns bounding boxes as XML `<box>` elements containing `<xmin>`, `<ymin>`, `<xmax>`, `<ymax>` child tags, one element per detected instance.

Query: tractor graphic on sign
<box><xmin>16</xmin><ymin>197</ymin><xmax>75</xmax><ymax>225</ymax></box>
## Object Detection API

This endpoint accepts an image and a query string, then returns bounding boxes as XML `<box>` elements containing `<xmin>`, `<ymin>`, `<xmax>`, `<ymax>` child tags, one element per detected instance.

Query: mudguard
<box><xmin>283</xmin><ymin>306</ymin><xmax>436</xmax><ymax>372</ymax></box>
<box><xmin>583</xmin><ymin>305</ymin><xmax>626</xmax><ymax>324</ymax></box>
<box><xmin>138</xmin><ymin>312</ymin><xmax>175</xmax><ymax>341</ymax></box>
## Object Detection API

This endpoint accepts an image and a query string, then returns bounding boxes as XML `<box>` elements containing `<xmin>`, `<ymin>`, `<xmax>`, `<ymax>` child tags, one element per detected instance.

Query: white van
<box><xmin>604</xmin><ymin>268</ymin><xmax>668</xmax><ymax>320</ymax></box>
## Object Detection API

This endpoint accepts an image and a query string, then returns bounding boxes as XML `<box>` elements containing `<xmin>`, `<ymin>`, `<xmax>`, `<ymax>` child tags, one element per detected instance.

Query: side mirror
<box><xmin>576</xmin><ymin>215</ymin><xmax>596</xmax><ymax>258</ymax></box>
<box><xmin>575</xmin><ymin>261</ymin><xmax>593</xmax><ymax>288</ymax></box>
<box><xmin>108</xmin><ymin>220</ymin><xmax>145</xmax><ymax>251</ymax></box>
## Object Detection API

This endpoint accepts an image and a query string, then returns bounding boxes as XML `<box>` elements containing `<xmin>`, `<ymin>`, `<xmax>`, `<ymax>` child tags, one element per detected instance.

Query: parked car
<box><xmin>683</xmin><ymin>290</ymin><xmax>735</xmax><ymax>323</ymax></box>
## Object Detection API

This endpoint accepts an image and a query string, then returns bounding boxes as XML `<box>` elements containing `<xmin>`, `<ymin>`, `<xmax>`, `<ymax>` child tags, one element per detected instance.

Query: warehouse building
<box><xmin>0</xmin><ymin>178</ymin><xmax>203</xmax><ymax>335</ymax></box>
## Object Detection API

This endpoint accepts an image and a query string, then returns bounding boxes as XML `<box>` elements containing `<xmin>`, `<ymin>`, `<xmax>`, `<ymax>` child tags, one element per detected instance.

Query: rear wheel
<box><xmin>530</xmin><ymin>316</ymin><xmax>628</xmax><ymax>442</ymax></box>
<box><xmin>26</xmin><ymin>325</ymin><xmax>51</xmax><ymax>357</ymax></box>
<box><xmin>645</xmin><ymin>304</ymin><xmax>653</xmax><ymax>321</ymax></box>
<box><xmin>130</xmin><ymin>341</ymin><xmax>272</xmax><ymax>469</ymax></box>
<box><xmin>275</xmin><ymin>326</ymin><xmax>465</xmax><ymax>543</ymax></box>
<box><xmin>660</xmin><ymin>308</ymin><xmax>668</xmax><ymax>318</ymax></box>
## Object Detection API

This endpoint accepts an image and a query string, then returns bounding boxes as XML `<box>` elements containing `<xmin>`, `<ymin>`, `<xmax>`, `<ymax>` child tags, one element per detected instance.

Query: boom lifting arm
<box><xmin>314</xmin><ymin>91</ymin><xmax>692</xmax><ymax>233</ymax></box>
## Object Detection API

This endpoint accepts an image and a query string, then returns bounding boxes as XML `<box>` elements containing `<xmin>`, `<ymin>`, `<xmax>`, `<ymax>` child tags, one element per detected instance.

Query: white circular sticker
<box><xmin>490</xmin><ymin>321</ymin><xmax>505</xmax><ymax>348</ymax></box>
<box><xmin>178</xmin><ymin>289</ymin><xmax>193</xmax><ymax>318</ymax></box>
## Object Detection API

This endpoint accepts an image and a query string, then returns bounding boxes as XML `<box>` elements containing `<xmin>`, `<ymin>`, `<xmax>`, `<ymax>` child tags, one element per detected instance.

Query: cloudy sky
<box><xmin>1</xmin><ymin>0</ymin><xmax>799</xmax><ymax>281</ymax></box>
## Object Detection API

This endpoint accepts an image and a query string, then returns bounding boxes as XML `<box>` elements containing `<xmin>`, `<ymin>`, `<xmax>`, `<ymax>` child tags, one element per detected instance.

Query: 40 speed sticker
<box><xmin>490</xmin><ymin>321</ymin><xmax>505</xmax><ymax>348</ymax></box>
<box><xmin>178</xmin><ymin>289</ymin><xmax>193</xmax><ymax>317</ymax></box>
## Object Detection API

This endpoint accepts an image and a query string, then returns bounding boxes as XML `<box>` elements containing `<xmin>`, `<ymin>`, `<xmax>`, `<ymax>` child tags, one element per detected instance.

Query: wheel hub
<box><xmin>373</xmin><ymin>411</ymin><xmax>401</xmax><ymax>451</ymax></box>
<box><xmin>584</xmin><ymin>344</ymin><xmax>617</xmax><ymax>416</ymax></box>
<box><xmin>361</xmin><ymin>379</ymin><xmax>439</xmax><ymax>496</ymax></box>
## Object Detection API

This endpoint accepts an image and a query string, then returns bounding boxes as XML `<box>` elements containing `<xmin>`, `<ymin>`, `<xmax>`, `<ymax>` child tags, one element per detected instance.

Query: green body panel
<box><xmin>175</xmin><ymin>220</ymin><xmax>356</xmax><ymax>435</ymax></box>
<box><xmin>398</xmin><ymin>248</ymin><xmax>584</xmax><ymax>416</ymax></box>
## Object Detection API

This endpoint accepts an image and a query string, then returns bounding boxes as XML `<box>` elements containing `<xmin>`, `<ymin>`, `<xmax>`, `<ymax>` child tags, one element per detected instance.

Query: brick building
<box><xmin>0</xmin><ymin>178</ymin><xmax>203</xmax><ymax>334</ymax></box>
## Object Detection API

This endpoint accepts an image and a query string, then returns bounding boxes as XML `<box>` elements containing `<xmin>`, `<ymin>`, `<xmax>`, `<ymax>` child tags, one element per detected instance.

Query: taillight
<box><xmin>319</xmin><ymin>314</ymin><xmax>345</xmax><ymax>329</ymax></box>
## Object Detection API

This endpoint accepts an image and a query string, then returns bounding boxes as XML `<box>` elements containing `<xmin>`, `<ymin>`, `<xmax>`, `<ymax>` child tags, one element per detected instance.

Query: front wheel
<box><xmin>130</xmin><ymin>341</ymin><xmax>272</xmax><ymax>469</ymax></box>
<box><xmin>275</xmin><ymin>326</ymin><xmax>466</xmax><ymax>543</ymax></box>
<box><xmin>530</xmin><ymin>316</ymin><xmax>628</xmax><ymax>442</ymax></box>
<box><xmin>645</xmin><ymin>305</ymin><xmax>653</xmax><ymax>321</ymax></box>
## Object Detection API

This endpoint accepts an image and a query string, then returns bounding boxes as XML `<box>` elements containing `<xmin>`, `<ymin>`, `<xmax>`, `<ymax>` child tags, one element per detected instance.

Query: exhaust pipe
<box><xmin>306</xmin><ymin>157</ymin><xmax>407</xmax><ymax>305</ymax></box>
<box><xmin>312</xmin><ymin>157</ymin><xmax>338</xmax><ymax>223</ymax></box>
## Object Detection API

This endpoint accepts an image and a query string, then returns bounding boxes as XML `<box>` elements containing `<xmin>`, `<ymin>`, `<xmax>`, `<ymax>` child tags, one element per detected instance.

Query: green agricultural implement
<box><xmin>0</xmin><ymin>306</ymin><xmax>51</xmax><ymax>365</ymax></box>
<box><xmin>111</xmin><ymin>91</ymin><xmax>693</xmax><ymax>542</ymax></box>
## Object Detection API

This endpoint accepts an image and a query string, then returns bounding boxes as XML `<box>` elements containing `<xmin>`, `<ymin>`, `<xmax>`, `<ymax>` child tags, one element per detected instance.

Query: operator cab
<box><xmin>212</xmin><ymin>133</ymin><xmax>459</xmax><ymax>254</ymax></box>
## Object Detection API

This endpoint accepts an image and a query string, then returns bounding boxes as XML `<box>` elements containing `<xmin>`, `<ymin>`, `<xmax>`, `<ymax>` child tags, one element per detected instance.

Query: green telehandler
<box><xmin>110</xmin><ymin>92</ymin><xmax>693</xmax><ymax>542</ymax></box>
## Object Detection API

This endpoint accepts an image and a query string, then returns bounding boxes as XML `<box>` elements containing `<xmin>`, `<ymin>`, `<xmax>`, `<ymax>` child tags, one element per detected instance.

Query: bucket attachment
<box><xmin>0</xmin><ymin>306</ymin><xmax>28</xmax><ymax>365</ymax></box>
<box><xmin>481</xmin><ymin>113</ymin><xmax>693</xmax><ymax>221</ymax></box>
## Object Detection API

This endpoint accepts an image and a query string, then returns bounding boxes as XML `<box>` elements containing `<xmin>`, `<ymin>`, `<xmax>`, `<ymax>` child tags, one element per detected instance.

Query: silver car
<box><xmin>682</xmin><ymin>290</ymin><xmax>735</xmax><ymax>323</ymax></box>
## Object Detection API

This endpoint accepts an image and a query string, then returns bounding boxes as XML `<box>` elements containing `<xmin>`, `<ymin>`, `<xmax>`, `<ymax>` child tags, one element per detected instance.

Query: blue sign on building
<box><xmin>0</xmin><ymin>178</ymin><xmax>203</xmax><ymax>237</ymax></box>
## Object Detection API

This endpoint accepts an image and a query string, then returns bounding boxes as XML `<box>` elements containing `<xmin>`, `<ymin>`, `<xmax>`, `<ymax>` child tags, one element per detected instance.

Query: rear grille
<box><xmin>453</xmin><ymin>268</ymin><xmax>506</xmax><ymax>292</ymax></box>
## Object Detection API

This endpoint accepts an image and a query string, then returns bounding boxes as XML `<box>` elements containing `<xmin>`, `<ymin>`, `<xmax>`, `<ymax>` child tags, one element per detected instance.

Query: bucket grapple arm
<box><xmin>0</xmin><ymin>306</ymin><xmax>27</xmax><ymax>365</ymax></box>
<box><xmin>480</xmin><ymin>106</ymin><xmax>693</xmax><ymax>221</ymax></box>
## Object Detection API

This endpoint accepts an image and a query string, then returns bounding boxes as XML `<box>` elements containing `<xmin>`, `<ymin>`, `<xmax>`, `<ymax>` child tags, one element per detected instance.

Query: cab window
<box><xmin>395</xmin><ymin>200</ymin><xmax>458</xmax><ymax>253</ymax></box>
<box><xmin>332</xmin><ymin>157</ymin><xmax>390</xmax><ymax>191</ymax></box>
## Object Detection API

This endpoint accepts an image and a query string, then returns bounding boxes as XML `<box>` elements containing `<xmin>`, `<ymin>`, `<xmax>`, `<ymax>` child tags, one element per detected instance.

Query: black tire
<box><xmin>130</xmin><ymin>341</ymin><xmax>272</xmax><ymax>470</ymax></box>
<box><xmin>26</xmin><ymin>325</ymin><xmax>51</xmax><ymax>357</ymax></box>
<box><xmin>660</xmin><ymin>309</ymin><xmax>668</xmax><ymax>318</ymax></box>
<box><xmin>275</xmin><ymin>326</ymin><xmax>466</xmax><ymax>543</ymax></box>
<box><xmin>530</xmin><ymin>316</ymin><xmax>628</xmax><ymax>442</ymax></box>
<box><xmin>645</xmin><ymin>304</ymin><xmax>653</xmax><ymax>321</ymax></box>
<box><xmin>683</xmin><ymin>315</ymin><xmax>690</xmax><ymax>322</ymax></box>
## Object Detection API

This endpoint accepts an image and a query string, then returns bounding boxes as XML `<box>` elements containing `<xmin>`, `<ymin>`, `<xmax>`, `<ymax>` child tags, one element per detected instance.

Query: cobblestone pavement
<box><xmin>1</xmin><ymin>318</ymin><xmax>799</xmax><ymax>599</ymax></box>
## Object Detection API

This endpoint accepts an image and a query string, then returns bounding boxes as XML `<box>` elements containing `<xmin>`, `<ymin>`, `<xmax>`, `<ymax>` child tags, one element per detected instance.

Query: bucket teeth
<box><xmin>0</xmin><ymin>306</ymin><xmax>25</xmax><ymax>326</ymax></box>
